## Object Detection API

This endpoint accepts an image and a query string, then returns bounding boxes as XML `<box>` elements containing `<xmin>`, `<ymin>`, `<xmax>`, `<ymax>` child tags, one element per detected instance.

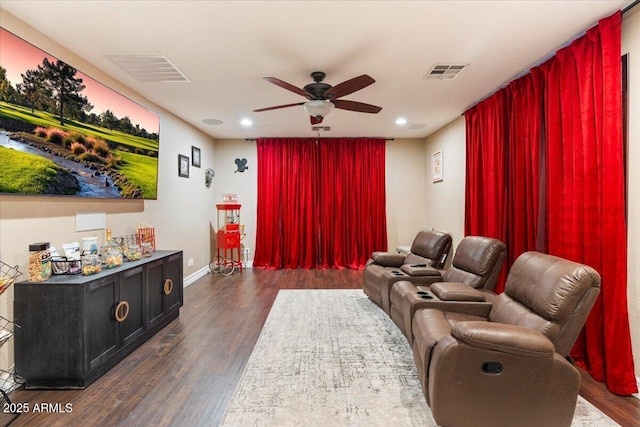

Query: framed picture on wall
<box><xmin>178</xmin><ymin>154</ymin><xmax>190</xmax><ymax>178</ymax></box>
<box><xmin>191</xmin><ymin>146</ymin><xmax>201</xmax><ymax>167</ymax></box>
<box><xmin>432</xmin><ymin>150</ymin><xmax>443</xmax><ymax>182</ymax></box>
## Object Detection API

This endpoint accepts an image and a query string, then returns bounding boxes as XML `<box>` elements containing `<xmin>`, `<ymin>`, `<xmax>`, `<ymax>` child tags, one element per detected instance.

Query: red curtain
<box><xmin>253</xmin><ymin>138</ymin><xmax>318</xmax><ymax>269</ymax></box>
<box><xmin>464</xmin><ymin>89</ymin><xmax>509</xmax><ymax>290</ymax></box>
<box><xmin>465</xmin><ymin>71</ymin><xmax>545</xmax><ymax>294</ymax></box>
<box><xmin>318</xmin><ymin>138</ymin><xmax>387</xmax><ymax>269</ymax></box>
<box><xmin>253</xmin><ymin>137</ymin><xmax>387</xmax><ymax>270</ymax></box>
<box><xmin>504</xmin><ymin>69</ymin><xmax>545</xmax><ymax>279</ymax></box>
<box><xmin>464</xmin><ymin>12</ymin><xmax>636</xmax><ymax>394</ymax></box>
<box><xmin>541</xmin><ymin>12</ymin><xmax>636</xmax><ymax>395</ymax></box>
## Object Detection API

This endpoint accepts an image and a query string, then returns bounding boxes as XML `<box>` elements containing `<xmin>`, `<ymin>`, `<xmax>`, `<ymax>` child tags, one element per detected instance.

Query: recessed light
<box><xmin>395</xmin><ymin>118</ymin><xmax>407</xmax><ymax>126</ymax></box>
<box><xmin>240</xmin><ymin>119</ymin><xmax>253</xmax><ymax>127</ymax></box>
<box><xmin>202</xmin><ymin>118</ymin><xmax>223</xmax><ymax>125</ymax></box>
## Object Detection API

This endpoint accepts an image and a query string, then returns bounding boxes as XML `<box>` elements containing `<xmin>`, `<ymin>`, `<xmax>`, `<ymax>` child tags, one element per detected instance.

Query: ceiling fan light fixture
<box><xmin>303</xmin><ymin>100</ymin><xmax>334</xmax><ymax>118</ymax></box>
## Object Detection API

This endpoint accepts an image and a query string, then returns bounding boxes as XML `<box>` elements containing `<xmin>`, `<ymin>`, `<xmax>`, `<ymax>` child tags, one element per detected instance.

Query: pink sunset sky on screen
<box><xmin>0</xmin><ymin>28</ymin><xmax>159</xmax><ymax>134</ymax></box>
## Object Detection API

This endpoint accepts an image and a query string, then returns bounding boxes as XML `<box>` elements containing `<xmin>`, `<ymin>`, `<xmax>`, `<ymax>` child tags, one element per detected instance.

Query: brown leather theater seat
<box><xmin>412</xmin><ymin>251</ymin><xmax>601</xmax><ymax>427</ymax></box>
<box><xmin>389</xmin><ymin>235</ymin><xmax>506</xmax><ymax>343</ymax></box>
<box><xmin>362</xmin><ymin>228</ymin><xmax>452</xmax><ymax>315</ymax></box>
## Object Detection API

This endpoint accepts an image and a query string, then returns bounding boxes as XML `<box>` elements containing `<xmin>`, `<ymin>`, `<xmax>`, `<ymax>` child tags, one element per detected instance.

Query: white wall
<box><xmin>622</xmin><ymin>6</ymin><xmax>640</xmax><ymax>385</ymax></box>
<box><xmin>0</xmin><ymin>11</ymin><xmax>217</xmax><ymax>369</ymax></box>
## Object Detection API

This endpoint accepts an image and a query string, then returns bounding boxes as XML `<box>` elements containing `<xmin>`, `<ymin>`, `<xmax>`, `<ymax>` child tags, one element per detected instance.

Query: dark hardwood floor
<box><xmin>4</xmin><ymin>268</ymin><xmax>640</xmax><ymax>427</ymax></box>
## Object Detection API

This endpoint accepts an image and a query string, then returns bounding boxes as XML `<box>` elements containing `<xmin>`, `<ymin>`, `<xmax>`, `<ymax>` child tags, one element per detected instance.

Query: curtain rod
<box><xmin>245</xmin><ymin>138</ymin><xmax>394</xmax><ymax>142</ymax></box>
<box><xmin>462</xmin><ymin>5</ymin><xmax>634</xmax><ymax>116</ymax></box>
<box><xmin>624</xmin><ymin>0</ymin><xmax>639</xmax><ymax>14</ymax></box>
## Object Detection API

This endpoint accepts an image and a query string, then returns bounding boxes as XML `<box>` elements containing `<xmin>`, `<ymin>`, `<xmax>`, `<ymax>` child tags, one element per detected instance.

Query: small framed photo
<box><xmin>432</xmin><ymin>150</ymin><xmax>443</xmax><ymax>182</ymax></box>
<box><xmin>178</xmin><ymin>154</ymin><xmax>190</xmax><ymax>178</ymax></box>
<box><xmin>191</xmin><ymin>146</ymin><xmax>201</xmax><ymax>168</ymax></box>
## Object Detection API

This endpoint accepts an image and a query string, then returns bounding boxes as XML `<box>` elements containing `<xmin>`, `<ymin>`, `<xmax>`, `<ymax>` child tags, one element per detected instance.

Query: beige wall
<box><xmin>622</xmin><ymin>7</ymin><xmax>640</xmax><ymax>385</ymax></box>
<box><xmin>424</xmin><ymin>118</ymin><xmax>466</xmax><ymax>249</ymax></box>
<box><xmin>211</xmin><ymin>139</ymin><xmax>257</xmax><ymax>259</ymax></box>
<box><xmin>385</xmin><ymin>139</ymin><xmax>428</xmax><ymax>248</ymax></box>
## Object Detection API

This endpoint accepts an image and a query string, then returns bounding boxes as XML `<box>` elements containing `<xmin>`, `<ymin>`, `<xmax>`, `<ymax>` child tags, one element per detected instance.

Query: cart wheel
<box><xmin>209</xmin><ymin>259</ymin><xmax>220</xmax><ymax>273</ymax></box>
<box><xmin>219</xmin><ymin>260</ymin><xmax>234</xmax><ymax>276</ymax></box>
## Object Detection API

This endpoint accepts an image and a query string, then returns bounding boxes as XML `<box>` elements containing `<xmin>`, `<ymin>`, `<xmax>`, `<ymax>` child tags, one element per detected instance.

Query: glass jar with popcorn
<box><xmin>141</xmin><ymin>242</ymin><xmax>153</xmax><ymax>258</ymax></box>
<box><xmin>81</xmin><ymin>253</ymin><xmax>102</xmax><ymax>275</ymax></box>
<box><xmin>104</xmin><ymin>249</ymin><xmax>123</xmax><ymax>269</ymax></box>
<box><xmin>124</xmin><ymin>244</ymin><xmax>142</xmax><ymax>262</ymax></box>
<box><xmin>28</xmin><ymin>242</ymin><xmax>52</xmax><ymax>282</ymax></box>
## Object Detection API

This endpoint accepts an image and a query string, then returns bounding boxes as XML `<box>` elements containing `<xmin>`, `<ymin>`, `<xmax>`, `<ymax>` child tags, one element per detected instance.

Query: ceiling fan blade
<box><xmin>263</xmin><ymin>77</ymin><xmax>310</xmax><ymax>98</ymax></box>
<box><xmin>253</xmin><ymin>102</ymin><xmax>305</xmax><ymax>112</ymax></box>
<box><xmin>332</xmin><ymin>99</ymin><xmax>382</xmax><ymax>114</ymax></box>
<box><xmin>324</xmin><ymin>75</ymin><xmax>375</xmax><ymax>99</ymax></box>
<box><xmin>310</xmin><ymin>115</ymin><xmax>323</xmax><ymax>125</ymax></box>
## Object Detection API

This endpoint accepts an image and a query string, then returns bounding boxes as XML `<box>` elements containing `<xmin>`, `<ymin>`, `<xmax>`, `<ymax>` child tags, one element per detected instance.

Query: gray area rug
<box><xmin>220</xmin><ymin>289</ymin><xmax>618</xmax><ymax>426</ymax></box>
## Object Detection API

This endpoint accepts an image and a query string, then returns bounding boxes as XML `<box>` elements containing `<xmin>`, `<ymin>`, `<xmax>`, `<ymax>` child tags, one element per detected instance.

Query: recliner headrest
<box><xmin>410</xmin><ymin>229</ymin><xmax>452</xmax><ymax>266</ymax></box>
<box><xmin>451</xmin><ymin>236</ymin><xmax>506</xmax><ymax>276</ymax></box>
<box><xmin>504</xmin><ymin>251</ymin><xmax>601</xmax><ymax>323</ymax></box>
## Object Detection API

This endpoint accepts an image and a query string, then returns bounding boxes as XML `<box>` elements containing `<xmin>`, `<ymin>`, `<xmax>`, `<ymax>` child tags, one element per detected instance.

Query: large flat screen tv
<box><xmin>0</xmin><ymin>28</ymin><xmax>159</xmax><ymax>199</ymax></box>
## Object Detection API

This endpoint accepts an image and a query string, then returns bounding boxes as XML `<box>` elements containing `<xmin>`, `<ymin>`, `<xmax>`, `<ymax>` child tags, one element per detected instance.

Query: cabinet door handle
<box><xmin>163</xmin><ymin>279</ymin><xmax>173</xmax><ymax>295</ymax></box>
<box><xmin>114</xmin><ymin>301</ymin><xmax>129</xmax><ymax>322</ymax></box>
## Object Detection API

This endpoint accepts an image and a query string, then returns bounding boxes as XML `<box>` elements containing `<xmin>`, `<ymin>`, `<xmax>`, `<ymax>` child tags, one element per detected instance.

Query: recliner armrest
<box><xmin>430</xmin><ymin>282</ymin><xmax>485</xmax><ymax>301</ymax></box>
<box><xmin>400</xmin><ymin>264</ymin><xmax>441</xmax><ymax>276</ymax></box>
<box><xmin>451</xmin><ymin>321</ymin><xmax>555</xmax><ymax>358</ymax></box>
<box><xmin>371</xmin><ymin>252</ymin><xmax>405</xmax><ymax>267</ymax></box>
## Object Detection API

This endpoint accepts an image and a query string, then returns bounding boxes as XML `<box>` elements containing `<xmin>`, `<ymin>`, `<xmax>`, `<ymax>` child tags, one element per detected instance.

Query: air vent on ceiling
<box><xmin>105</xmin><ymin>54</ymin><xmax>189</xmax><ymax>82</ymax></box>
<box><xmin>312</xmin><ymin>126</ymin><xmax>331</xmax><ymax>132</ymax></box>
<box><xmin>424</xmin><ymin>64</ymin><xmax>467</xmax><ymax>80</ymax></box>
<box><xmin>408</xmin><ymin>123</ymin><xmax>426</xmax><ymax>130</ymax></box>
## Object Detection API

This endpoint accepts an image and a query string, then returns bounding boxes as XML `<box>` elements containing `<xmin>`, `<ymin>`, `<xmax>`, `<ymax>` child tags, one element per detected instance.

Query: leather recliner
<box><xmin>412</xmin><ymin>251</ymin><xmax>601</xmax><ymax>427</ymax></box>
<box><xmin>389</xmin><ymin>235</ymin><xmax>506</xmax><ymax>343</ymax></box>
<box><xmin>362</xmin><ymin>228</ymin><xmax>452</xmax><ymax>315</ymax></box>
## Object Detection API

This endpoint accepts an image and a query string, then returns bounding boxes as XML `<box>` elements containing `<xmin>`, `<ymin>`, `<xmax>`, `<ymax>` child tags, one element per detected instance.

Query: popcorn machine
<box><xmin>212</xmin><ymin>195</ymin><xmax>244</xmax><ymax>275</ymax></box>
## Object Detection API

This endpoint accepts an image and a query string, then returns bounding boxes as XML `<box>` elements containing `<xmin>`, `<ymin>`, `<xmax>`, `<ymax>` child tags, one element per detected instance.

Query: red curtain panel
<box><xmin>254</xmin><ymin>137</ymin><xmax>387</xmax><ymax>270</ymax></box>
<box><xmin>253</xmin><ymin>138</ymin><xmax>318</xmax><ymax>269</ymax></box>
<box><xmin>464</xmin><ymin>11</ymin><xmax>636</xmax><ymax>394</ymax></box>
<box><xmin>464</xmin><ymin>89</ymin><xmax>509</xmax><ymax>290</ymax></box>
<box><xmin>505</xmin><ymin>70</ymin><xmax>545</xmax><ymax>280</ymax></box>
<box><xmin>541</xmin><ymin>12</ymin><xmax>636</xmax><ymax>395</ymax></box>
<box><xmin>317</xmin><ymin>138</ymin><xmax>387</xmax><ymax>269</ymax></box>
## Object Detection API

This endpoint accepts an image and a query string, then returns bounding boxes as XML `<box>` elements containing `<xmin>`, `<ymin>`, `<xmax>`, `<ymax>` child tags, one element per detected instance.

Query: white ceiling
<box><xmin>1</xmin><ymin>1</ymin><xmax>633</xmax><ymax>140</ymax></box>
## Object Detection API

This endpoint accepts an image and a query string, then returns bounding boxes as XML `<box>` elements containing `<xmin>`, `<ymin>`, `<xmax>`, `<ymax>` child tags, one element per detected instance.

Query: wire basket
<box><xmin>0</xmin><ymin>368</ymin><xmax>23</xmax><ymax>393</ymax></box>
<box><xmin>0</xmin><ymin>316</ymin><xmax>16</xmax><ymax>348</ymax></box>
<box><xmin>0</xmin><ymin>261</ymin><xmax>22</xmax><ymax>296</ymax></box>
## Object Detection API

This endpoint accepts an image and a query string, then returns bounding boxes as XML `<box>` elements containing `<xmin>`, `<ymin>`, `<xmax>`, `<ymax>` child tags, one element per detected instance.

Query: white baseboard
<box><xmin>634</xmin><ymin>376</ymin><xmax>640</xmax><ymax>399</ymax></box>
<box><xmin>183</xmin><ymin>262</ymin><xmax>253</xmax><ymax>288</ymax></box>
<box><xmin>184</xmin><ymin>265</ymin><xmax>210</xmax><ymax>288</ymax></box>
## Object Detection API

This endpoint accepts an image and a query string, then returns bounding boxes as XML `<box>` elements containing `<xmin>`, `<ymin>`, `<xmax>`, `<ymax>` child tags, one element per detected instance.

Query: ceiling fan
<box><xmin>253</xmin><ymin>71</ymin><xmax>382</xmax><ymax>124</ymax></box>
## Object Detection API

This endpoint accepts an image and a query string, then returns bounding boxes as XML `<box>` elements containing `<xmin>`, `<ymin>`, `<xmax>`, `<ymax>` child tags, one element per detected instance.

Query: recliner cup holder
<box><xmin>420</xmin><ymin>294</ymin><xmax>433</xmax><ymax>300</ymax></box>
<box><xmin>391</xmin><ymin>270</ymin><xmax>404</xmax><ymax>275</ymax></box>
<box><xmin>416</xmin><ymin>291</ymin><xmax>428</xmax><ymax>295</ymax></box>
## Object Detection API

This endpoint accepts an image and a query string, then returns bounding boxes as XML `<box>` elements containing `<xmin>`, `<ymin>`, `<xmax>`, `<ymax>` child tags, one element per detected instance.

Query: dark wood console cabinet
<box><xmin>14</xmin><ymin>250</ymin><xmax>183</xmax><ymax>389</ymax></box>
